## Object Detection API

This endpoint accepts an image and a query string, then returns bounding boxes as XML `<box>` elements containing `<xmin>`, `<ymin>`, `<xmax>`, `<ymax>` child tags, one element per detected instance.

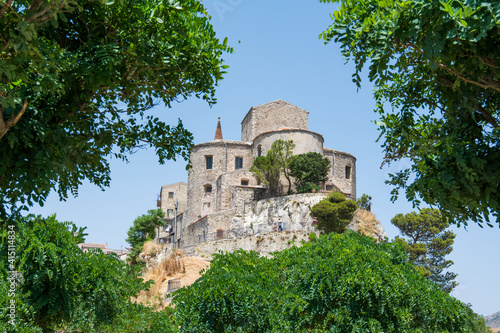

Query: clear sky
<box><xmin>30</xmin><ymin>0</ymin><xmax>499</xmax><ymax>316</ymax></box>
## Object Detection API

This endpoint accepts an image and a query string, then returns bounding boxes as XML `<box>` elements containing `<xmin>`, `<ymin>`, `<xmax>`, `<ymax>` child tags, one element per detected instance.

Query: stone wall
<box><xmin>331</xmin><ymin>151</ymin><xmax>356</xmax><ymax>200</ymax></box>
<box><xmin>182</xmin><ymin>193</ymin><xmax>327</xmax><ymax>248</ymax></box>
<box><xmin>183</xmin><ymin>209</ymin><xmax>387</xmax><ymax>257</ymax></box>
<box><xmin>252</xmin><ymin>129</ymin><xmax>324</xmax><ymax>158</ymax></box>
<box><xmin>185</xmin><ymin>140</ymin><xmax>252</xmax><ymax>228</ymax></box>
<box><xmin>241</xmin><ymin>100</ymin><xmax>309</xmax><ymax>142</ymax></box>
<box><xmin>186</xmin><ymin>230</ymin><xmax>316</xmax><ymax>257</ymax></box>
<box><xmin>216</xmin><ymin>170</ymin><xmax>256</xmax><ymax>211</ymax></box>
<box><xmin>159</xmin><ymin>182</ymin><xmax>187</xmax><ymax>217</ymax></box>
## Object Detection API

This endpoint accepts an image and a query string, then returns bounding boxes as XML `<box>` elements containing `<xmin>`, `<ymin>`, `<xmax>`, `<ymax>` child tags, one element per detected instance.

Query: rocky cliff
<box><xmin>186</xmin><ymin>193</ymin><xmax>386</xmax><ymax>256</ymax></box>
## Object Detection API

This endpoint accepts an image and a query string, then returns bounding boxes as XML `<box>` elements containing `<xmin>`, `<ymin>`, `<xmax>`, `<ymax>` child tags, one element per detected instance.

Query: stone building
<box><xmin>155</xmin><ymin>182</ymin><xmax>187</xmax><ymax>245</ymax></box>
<box><xmin>157</xmin><ymin>100</ymin><xmax>356</xmax><ymax>247</ymax></box>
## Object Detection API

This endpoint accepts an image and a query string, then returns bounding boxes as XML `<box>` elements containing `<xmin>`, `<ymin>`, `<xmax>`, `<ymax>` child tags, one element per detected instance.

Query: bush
<box><xmin>289</xmin><ymin>152</ymin><xmax>330</xmax><ymax>193</ymax></box>
<box><xmin>296</xmin><ymin>182</ymin><xmax>321</xmax><ymax>194</ymax></box>
<box><xmin>310</xmin><ymin>192</ymin><xmax>357</xmax><ymax>234</ymax></box>
<box><xmin>172</xmin><ymin>232</ymin><xmax>486</xmax><ymax>332</ymax></box>
<box><xmin>0</xmin><ymin>214</ymin><xmax>177</xmax><ymax>332</ymax></box>
<box><xmin>356</xmin><ymin>193</ymin><xmax>372</xmax><ymax>210</ymax></box>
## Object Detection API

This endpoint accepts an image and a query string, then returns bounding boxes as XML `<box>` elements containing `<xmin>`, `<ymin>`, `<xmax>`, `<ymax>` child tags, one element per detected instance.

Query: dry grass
<box><xmin>142</xmin><ymin>240</ymin><xmax>164</xmax><ymax>256</ymax></box>
<box><xmin>159</xmin><ymin>250</ymin><xmax>186</xmax><ymax>276</ymax></box>
<box><xmin>355</xmin><ymin>210</ymin><xmax>380</xmax><ymax>238</ymax></box>
<box><xmin>135</xmin><ymin>250</ymin><xmax>186</xmax><ymax>309</ymax></box>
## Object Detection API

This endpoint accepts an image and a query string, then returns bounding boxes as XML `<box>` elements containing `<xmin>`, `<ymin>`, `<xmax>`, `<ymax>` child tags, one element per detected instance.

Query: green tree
<box><xmin>0</xmin><ymin>214</ymin><xmax>176</xmax><ymax>332</ymax></box>
<box><xmin>250</xmin><ymin>140</ymin><xmax>295</xmax><ymax>197</ymax></box>
<box><xmin>269</xmin><ymin>139</ymin><xmax>295</xmax><ymax>194</ymax></box>
<box><xmin>173</xmin><ymin>232</ymin><xmax>488</xmax><ymax>332</ymax></box>
<box><xmin>319</xmin><ymin>0</ymin><xmax>500</xmax><ymax>226</ymax></box>
<box><xmin>126</xmin><ymin>208</ymin><xmax>165</xmax><ymax>264</ymax></box>
<box><xmin>288</xmin><ymin>151</ymin><xmax>330</xmax><ymax>193</ymax></box>
<box><xmin>310</xmin><ymin>191</ymin><xmax>357</xmax><ymax>234</ymax></box>
<box><xmin>356</xmin><ymin>193</ymin><xmax>372</xmax><ymax>210</ymax></box>
<box><xmin>0</xmin><ymin>0</ymin><xmax>230</xmax><ymax>216</ymax></box>
<box><xmin>392</xmin><ymin>208</ymin><xmax>458</xmax><ymax>293</ymax></box>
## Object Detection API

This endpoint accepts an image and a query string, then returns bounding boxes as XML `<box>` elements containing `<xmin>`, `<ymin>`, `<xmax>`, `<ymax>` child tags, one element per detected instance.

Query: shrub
<box><xmin>289</xmin><ymin>152</ymin><xmax>330</xmax><ymax>193</ymax></box>
<box><xmin>172</xmin><ymin>232</ymin><xmax>486</xmax><ymax>332</ymax></box>
<box><xmin>0</xmin><ymin>214</ymin><xmax>177</xmax><ymax>332</ymax></box>
<box><xmin>310</xmin><ymin>192</ymin><xmax>357</xmax><ymax>234</ymax></box>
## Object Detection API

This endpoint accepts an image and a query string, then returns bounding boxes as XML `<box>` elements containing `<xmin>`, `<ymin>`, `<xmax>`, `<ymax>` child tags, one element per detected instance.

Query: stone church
<box><xmin>156</xmin><ymin>100</ymin><xmax>356</xmax><ymax>247</ymax></box>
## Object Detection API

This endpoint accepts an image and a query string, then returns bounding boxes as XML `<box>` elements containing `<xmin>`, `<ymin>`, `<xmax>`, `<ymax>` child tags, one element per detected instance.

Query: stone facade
<box><xmin>157</xmin><ymin>100</ymin><xmax>357</xmax><ymax>247</ymax></box>
<box><xmin>156</xmin><ymin>182</ymin><xmax>187</xmax><ymax>244</ymax></box>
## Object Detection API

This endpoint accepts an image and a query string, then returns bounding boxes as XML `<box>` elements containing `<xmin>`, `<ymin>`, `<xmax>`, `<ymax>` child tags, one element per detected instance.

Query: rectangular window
<box><xmin>168</xmin><ymin>192</ymin><xmax>174</xmax><ymax>199</ymax></box>
<box><xmin>326</xmin><ymin>185</ymin><xmax>333</xmax><ymax>191</ymax></box>
<box><xmin>241</xmin><ymin>179</ymin><xmax>249</xmax><ymax>186</ymax></box>
<box><xmin>205</xmin><ymin>186</ymin><xmax>212</xmax><ymax>193</ymax></box>
<box><xmin>235</xmin><ymin>157</ymin><xmax>243</xmax><ymax>170</ymax></box>
<box><xmin>345</xmin><ymin>166</ymin><xmax>351</xmax><ymax>180</ymax></box>
<box><xmin>206</xmin><ymin>156</ymin><xmax>213</xmax><ymax>169</ymax></box>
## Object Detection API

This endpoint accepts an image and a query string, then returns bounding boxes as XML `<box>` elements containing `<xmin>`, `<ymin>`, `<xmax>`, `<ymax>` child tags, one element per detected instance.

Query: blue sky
<box><xmin>30</xmin><ymin>1</ymin><xmax>499</xmax><ymax>316</ymax></box>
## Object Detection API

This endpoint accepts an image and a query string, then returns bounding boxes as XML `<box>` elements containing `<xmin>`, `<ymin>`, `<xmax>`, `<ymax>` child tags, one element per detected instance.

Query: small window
<box><xmin>206</xmin><ymin>156</ymin><xmax>213</xmax><ymax>169</ymax></box>
<box><xmin>241</xmin><ymin>179</ymin><xmax>249</xmax><ymax>186</ymax></box>
<box><xmin>235</xmin><ymin>157</ymin><xmax>243</xmax><ymax>170</ymax></box>
<box><xmin>167</xmin><ymin>209</ymin><xmax>174</xmax><ymax>217</ymax></box>
<box><xmin>257</xmin><ymin>145</ymin><xmax>262</xmax><ymax>157</ymax></box>
<box><xmin>205</xmin><ymin>185</ymin><xmax>212</xmax><ymax>193</ymax></box>
<box><xmin>216</xmin><ymin>228</ymin><xmax>224</xmax><ymax>239</ymax></box>
<box><xmin>168</xmin><ymin>192</ymin><xmax>174</xmax><ymax>199</ymax></box>
<box><xmin>345</xmin><ymin>166</ymin><xmax>351</xmax><ymax>180</ymax></box>
<box><xmin>325</xmin><ymin>185</ymin><xmax>333</xmax><ymax>191</ymax></box>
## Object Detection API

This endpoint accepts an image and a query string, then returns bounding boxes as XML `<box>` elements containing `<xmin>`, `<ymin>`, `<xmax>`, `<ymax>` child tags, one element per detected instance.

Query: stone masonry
<box><xmin>157</xmin><ymin>100</ymin><xmax>357</xmax><ymax>247</ymax></box>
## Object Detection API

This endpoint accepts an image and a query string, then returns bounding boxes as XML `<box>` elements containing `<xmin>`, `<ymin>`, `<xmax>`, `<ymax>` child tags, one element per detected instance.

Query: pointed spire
<box><xmin>214</xmin><ymin>116</ymin><xmax>223</xmax><ymax>140</ymax></box>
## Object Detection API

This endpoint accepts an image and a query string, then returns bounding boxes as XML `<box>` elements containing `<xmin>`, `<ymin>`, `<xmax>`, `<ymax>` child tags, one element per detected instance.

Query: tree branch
<box><xmin>404</xmin><ymin>42</ymin><xmax>500</xmax><ymax>93</ymax></box>
<box><xmin>0</xmin><ymin>99</ymin><xmax>28</xmax><ymax>140</ymax></box>
<box><xmin>0</xmin><ymin>0</ymin><xmax>14</xmax><ymax>18</ymax></box>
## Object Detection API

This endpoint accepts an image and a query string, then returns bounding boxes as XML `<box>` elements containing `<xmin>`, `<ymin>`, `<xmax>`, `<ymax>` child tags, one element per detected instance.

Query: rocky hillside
<box><xmin>186</xmin><ymin>209</ymin><xmax>386</xmax><ymax>257</ymax></box>
<box><xmin>486</xmin><ymin>310</ymin><xmax>500</xmax><ymax>332</ymax></box>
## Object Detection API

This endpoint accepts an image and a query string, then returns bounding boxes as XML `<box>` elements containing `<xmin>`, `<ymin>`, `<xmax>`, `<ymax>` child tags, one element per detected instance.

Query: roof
<box><xmin>214</xmin><ymin>117</ymin><xmax>223</xmax><ymax>140</ymax></box>
<box><xmin>241</xmin><ymin>99</ymin><xmax>309</xmax><ymax>125</ymax></box>
<box><xmin>78</xmin><ymin>243</ymin><xmax>106</xmax><ymax>249</ymax></box>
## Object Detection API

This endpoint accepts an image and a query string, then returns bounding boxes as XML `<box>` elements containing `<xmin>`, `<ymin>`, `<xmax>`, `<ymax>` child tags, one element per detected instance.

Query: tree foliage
<box><xmin>319</xmin><ymin>0</ymin><xmax>500</xmax><ymax>226</ymax></box>
<box><xmin>356</xmin><ymin>193</ymin><xmax>372</xmax><ymax>210</ymax></box>
<box><xmin>0</xmin><ymin>0</ymin><xmax>230</xmax><ymax>216</ymax></box>
<box><xmin>250</xmin><ymin>140</ymin><xmax>294</xmax><ymax>197</ymax></box>
<box><xmin>310</xmin><ymin>192</ymin><xmax>357</xmax><ymax>233</ymax></box>
<box><xmin>0</xmin><ymin>214</ymin><xmax>176</xmax><ymax>332</ymax></box>
<box><xmin>173</xmin><ymin>232</ymin><xmax>487</xmax><ymax>332</ymax></box>
<box><xmin>289</xmin><ymin>152</ymin><xmax>330</xmax><ymax>193</ymax></box>
<box><xmin>392</xmin><ymin>208</ymin><xmax>458</xmax><ymax>293</ymax></box>
<box><xmin>269</xmin><ymin>139</ymin><xmax>295</xmax><ymax>194</ymax></box>
<box><xmin>126</xmin><ymin>208</ymin><xmax>165</xmax><ymax>264</ymax></box>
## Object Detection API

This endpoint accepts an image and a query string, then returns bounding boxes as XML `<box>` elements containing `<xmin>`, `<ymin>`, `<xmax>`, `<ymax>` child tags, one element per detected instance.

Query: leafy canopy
<box><xmin>269</xmin><ymin>139</ymin><xmax>295</xmax><ymax>194</ymax></box>
<box><xmin>356</xmin><ymin>193</ymin><xmax>372</xmax><ymax>210</ymax></box>
<box><xmin>250</xmin><ymin>139</ymin><xmax>295</xmax><ymax>197</ymax></box>
<box><xmin>392</xmin><ymin>208</ymin><xmax>458</xmax><ymax>293</ymax></box>
<box><xmin>0</xmin><ymin>0</ymin><xmax>230</xmax><ymax>216</ymax></box>
<box><xmin>289</xmin><ymin>152</ymin><xmax>330</xmax><ymax>193</ymax></box>
<box><xmin>126</xmin><ymin>208</ymin><xmax>165</xmax><ymax>264</ymax></box>
<box><xmin>173</xmin><ymin>232</ymin><xmax>487</xmax><ymax>332</ymax></box>
<box><xmin>310</xmin><ymin>191</ymin><xmax>357</xmax><ymax>233</ymax></box>
<box><xmin>319</xmin><ymin>0</ymin><xmax>500</xmax><ymax>226</ymax></box>
<box><xmin>0</xmin><ymin>214</ymin><xmax>176</xmax><ymax>332</ymax></box>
